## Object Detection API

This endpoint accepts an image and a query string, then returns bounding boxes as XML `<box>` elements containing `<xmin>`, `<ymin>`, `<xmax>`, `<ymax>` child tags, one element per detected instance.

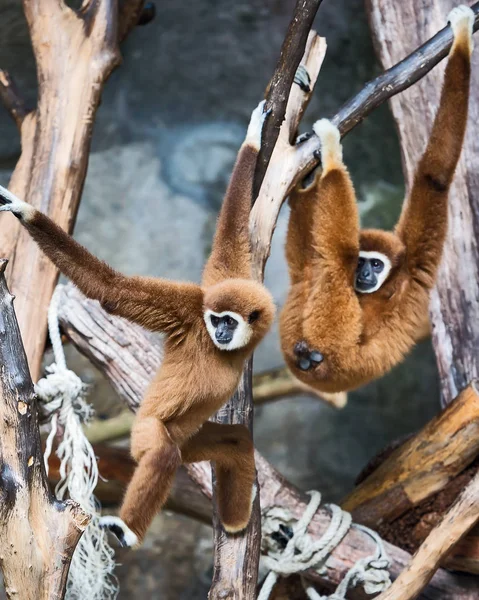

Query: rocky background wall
<box><xmin>0</xmin><ymin>0</ymin><xmax>440</xmax><ymax>597</ymax></box>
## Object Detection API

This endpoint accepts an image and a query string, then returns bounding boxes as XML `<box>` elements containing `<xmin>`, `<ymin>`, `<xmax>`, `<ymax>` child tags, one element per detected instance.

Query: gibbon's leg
<box><xmin>288</xmin><ymin>120</ymin><xmax>361</xmax><ymax>372</ymax></box>
<box><xmin>395</xmin><ymin>5</ymin><xmax>473</xmax><ymax>286</ymax></box>
<box><xmin>0</xmin><ymin>186</ymin><xmax>202</xmax><ymax>332</ymax></box>
<box><xmin>100</xmin><ymin>416</ymin><xmax>181</xmax><ymax>547</ymax></box>
<box><xmin>181</xmin><ymin>422</ymin><xmax>256</xmax><ymax>533</ymax></box>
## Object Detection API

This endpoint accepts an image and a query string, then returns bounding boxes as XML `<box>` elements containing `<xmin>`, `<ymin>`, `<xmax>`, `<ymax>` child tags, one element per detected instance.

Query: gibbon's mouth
<box><xmin>356</xmin><ymin>278</ymin><xmax>376</xmax><ymax>291</ymax></box>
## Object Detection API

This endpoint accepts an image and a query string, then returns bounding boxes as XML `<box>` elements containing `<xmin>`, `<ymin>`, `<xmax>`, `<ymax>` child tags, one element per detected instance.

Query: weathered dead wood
<box><xmin>0</xmin><ymin>0</ymin><xmax>144</xmax><ymax>381</ymax></box>
<box><xmin>253</xmin><ymin>0</ymin><xmax>323</xmax><ymax>197</ymax></box>
<box><xmin>374</xmin><ymin>470</ymin><xmax>479</xmax><ymax>600</ymax></box>
<box><xmin>56</xmin><ymin>284</ymin><xmax>479</xmax><ymax>599</ymax></box>
<box><xmin>206</xmin><ymin>25</ymin><xmax>329</xmax><ymax>599</ymax></box>
<box><xmin>367</xmin><ymin>0</ymin><xmax>479</xmax><ymax>408</ymax></box>
<box><xmin>48</xmin><ymin>445</ymin><xmax>212</xmax><ymax>525</ymax></box>
<box><xmin>0</xmin><ymin>260</ymin><xmax>89</xmax><ymax>599</ymax></box>
<box><xmin>366</xmin><ymin>0</ymin><xmax>479</xmax><ymax>585</ymax></box>
<box><xmin>250</xmin><ymin>2</ymin><xmax>479</xmax><ymax>277</ymax></box>
<box><xmin>342</xmin><ymin>383</ymin><xmax>479</xmax><ymax>526</ymax></box>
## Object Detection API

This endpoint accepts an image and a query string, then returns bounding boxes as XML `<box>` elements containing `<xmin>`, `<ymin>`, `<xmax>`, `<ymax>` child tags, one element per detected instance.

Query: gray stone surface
<box><xmin>0</xmin><ymin>1</ymin><xmax>440</xmax><ymax>598</ymax></box>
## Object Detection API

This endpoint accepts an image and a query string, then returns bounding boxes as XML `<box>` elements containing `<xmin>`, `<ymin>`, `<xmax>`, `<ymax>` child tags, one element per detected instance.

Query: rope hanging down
<box><xmin>37</xmin><ymin>285</ymin><xmax>119</xmax><ymax>600</ymax></box>
<box><xmin>259</xmin><ymin>491</ymin><xmax>391</xmax><ymax>600</ymax></box>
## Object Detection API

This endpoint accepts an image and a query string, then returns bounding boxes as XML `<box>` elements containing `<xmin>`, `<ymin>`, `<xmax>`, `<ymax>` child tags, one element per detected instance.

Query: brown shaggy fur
<box><xmin>0</xmin><ymin>108</ymin><xmax>275</xmax><ymax>543</ymax></box>
<box><xmin>280</xmin><ymin>14</ymin><xmax>472</xmax><ymax>394</ymax></box>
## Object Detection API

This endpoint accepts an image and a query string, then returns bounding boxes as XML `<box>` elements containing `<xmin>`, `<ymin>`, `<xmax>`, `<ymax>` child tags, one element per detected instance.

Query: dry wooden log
<box><xmin>48</xmin><ymin>445</ymin><xmax>212</xmax><ymax>525</ymax></box>
<box><xmin>0</xmin><ymin>260</ymin><xmax>89</xmax><ymax>599</ymax></box>
<box><xmin>342</xmin><ymin>383</ymin><xmax>479</xmax><ymax>526</ymax></box>
<box><xmin>374</xmin><ymin>470</ymin><xmax>479</xmax><ymax>600</ymax></box>
<box><xmin>0</xmin><ymin>0</ymin><xmax>145</xmax><ymax>381</ymax></box>
<box><xmin>56</xmin><ymin>284</ymin><xmax>479</xmax><ymax>599</ymax></box>
<box><xmin>367</xmin><ymin>0</ymin><xmax>479</xmax><ymax>410</ymax></box>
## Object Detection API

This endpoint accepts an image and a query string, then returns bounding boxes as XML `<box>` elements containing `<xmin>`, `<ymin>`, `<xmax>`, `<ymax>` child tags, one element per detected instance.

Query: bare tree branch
<box><xmin>0</xmin><ymin>260</ymin><xmax>89</xmax><ymax>598</ymax></box>
<box><xmin>253</xmin><ymin>0</ymin><xmax>324</xmax><ymax>198</ymax></box>
<box><xmin>250</xmin><ymin>1</ymin><xmax>479</xmax><ymax>277</ymax></box>
<box><xmin>0</xmin><ymin>70</ymin><xmax>29</xmax><ymax>130</ymax></box>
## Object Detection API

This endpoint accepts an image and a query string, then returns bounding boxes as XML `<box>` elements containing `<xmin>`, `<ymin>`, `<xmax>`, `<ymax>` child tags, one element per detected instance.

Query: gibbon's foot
<box><xmin>294</xmin><ymin>341</ymin><xmax>323</xmax><ymax>371</ymax></box>
<box><xmin>99</xmin><ymin>516</ymin><xmax>139</xmax><ymax>549</ymax></box>
<box><xmin>221</xmin><ymin>482</ymin><xmax>257</xmax><ymax>534</ymax></box>
<box><xmin>312</xmin><ymin>119</ymin><xmax>343</xmax><ymax>172</ymax></box>
<box><xmin>294</xmin><ymin>65</ymin><xmax>311</xmax><ymax>93</ymax></box>
<box><xmin>0</xmin><ymin>184</ymin><xmax>34</xmax><ymax>221</ymax></box>
<box><xmin>448</xmin><ymin>5</ymin><xmax>474</xmax><ymax>44</ymax></box>
<box><xmin>246</xmin><ymin>99</ymin><xmax>271</xmax><ymax>150</ymax></box>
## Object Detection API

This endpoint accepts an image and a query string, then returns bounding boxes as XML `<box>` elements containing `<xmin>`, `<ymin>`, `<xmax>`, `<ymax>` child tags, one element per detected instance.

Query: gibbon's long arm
<box><xmin>395</xmin><ymin>6</ymin><xmax>473</xmax><ymax>287</ymax></box>
<box><xmin>285</xmin><ymin>176</ymin><xmax>317</xmax><ymax>287</ymax></box>
<box><xmin>0</xmin><ymin>187</ymin><xmax>203</xmax><ymax>333</ymax></box>
<box><xmin>302</xmin><ymin>120</ymin><xmax>362</xmax><ymax>351</ymax></box>
<box><xmin>202</xmin><ymin>101</ymin><xmax>268</xmax><ymax>287</ymax></box>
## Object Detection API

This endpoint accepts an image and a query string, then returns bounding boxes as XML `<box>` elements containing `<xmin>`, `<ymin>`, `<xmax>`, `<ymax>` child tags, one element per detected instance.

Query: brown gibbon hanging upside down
<box><xmin>280</xmin><ymin>5</ymin><xmax>473</xmax><ymax>394</ymax></box>
<box><xmin>0</xmin><ymin>101</ymin><xmax>275</xmax><ymax>547</ymax></box>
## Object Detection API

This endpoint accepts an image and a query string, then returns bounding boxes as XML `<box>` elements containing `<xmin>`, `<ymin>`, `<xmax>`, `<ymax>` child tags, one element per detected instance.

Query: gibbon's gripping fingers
<box><xmin>0</xmin><ymin>184</ymin><xmax>35</xmax><ymax>221</ymax></box>
<box><xmin>449</xmin><ymin>5</ymin><xmax>474</xmax><ymax>54</ymax></box>
<box><xmin>245</xmin><ymin>99</ymin><xmax>270</xmax><ymax>151</ymax></box>
<box><xmin>99</xmin><ymin>516</ymin><xmax>139</xmax><ymax>549</ymax></box>
<box><xmin>181</xmin><ymin>422</ymin><xmax>257</xmax><ymax>533</ymax></box>
<box><xmin>313</xmin><ymin>119</ymin><xmax>343</xmax><ymax>175</ymax></box>
<box><xmin>294</xmin><ymin>64</ymin><xmax>311</xmax><ymax>93</ymax></box>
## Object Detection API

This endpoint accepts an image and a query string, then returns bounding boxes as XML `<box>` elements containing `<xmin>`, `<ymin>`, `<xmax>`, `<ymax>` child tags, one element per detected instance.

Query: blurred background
<box><xmin>0</xmin><ymin>0</ymin><xmax>440</xmax><ymax>597</ymax></box>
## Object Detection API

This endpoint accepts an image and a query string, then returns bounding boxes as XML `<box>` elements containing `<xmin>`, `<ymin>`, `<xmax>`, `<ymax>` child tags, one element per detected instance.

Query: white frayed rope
<box><xmin>37</xmin><ymin>285</ymin><xmax>119</xmax><ymax>600</ymax></box>
<box><xmin>258</xmin><ymin>491</ymin><xmax>391</xmax><ymax>600</ymax></box>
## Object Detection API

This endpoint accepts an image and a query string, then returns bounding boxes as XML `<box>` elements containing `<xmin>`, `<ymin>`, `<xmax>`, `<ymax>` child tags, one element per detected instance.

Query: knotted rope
<box><xmin>259</xmin><ymin>491</ymin><xmax>391</xmax><ymax>600</ymax></box>
<box><xmin>37</xmin><ymin>285</ymin><xmax>119</xmax><ymax>600</ymax></box>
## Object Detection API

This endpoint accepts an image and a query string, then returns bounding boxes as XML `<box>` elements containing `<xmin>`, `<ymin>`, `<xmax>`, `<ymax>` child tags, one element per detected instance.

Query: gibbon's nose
<box><xmin>215</xmin><ymin>321</ymin><xmax>234</xmax><ymax>344</ymax></box>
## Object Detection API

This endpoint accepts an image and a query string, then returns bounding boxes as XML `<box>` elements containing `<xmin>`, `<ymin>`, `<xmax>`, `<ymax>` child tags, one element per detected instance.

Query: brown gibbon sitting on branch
<box><xmin>280</xmin><ymin>5</ymin><xmax>474</xmax><ymax>394</ymax></box>
<box><xmin>0</xmin><ymin>101</ymin><xmax>275</xmax><ymax>547</ymax></box>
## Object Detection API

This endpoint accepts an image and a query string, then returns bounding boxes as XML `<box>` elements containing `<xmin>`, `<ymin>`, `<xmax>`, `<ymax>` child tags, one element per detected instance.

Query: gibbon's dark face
<box><xmin>354</xmin><ymin>251</ymin><xmax>392</xmax><ymax>294</ymax></box>
<box><xmin>203</xmin><ymin>279</ymin><xmax>276</xmax><ymax>351</ymax></box>
<box><xmin>210</xmin><ymin>313</ymin><xmax>239</xmax><ymax>345</ymax></box>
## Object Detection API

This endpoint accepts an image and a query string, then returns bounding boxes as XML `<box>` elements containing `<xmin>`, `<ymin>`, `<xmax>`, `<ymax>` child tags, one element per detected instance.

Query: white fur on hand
<box><xmin>448</xmin><ymin>5</ymin><xmax>474</xmax><ymax>49</ymax></box>
<box><xmin>0</xmin><ymin>184</ymin><xmax>34</xmax><ymax>221</ymax></box>
<box><xmin>99</xmin><ymin>516</ymin><xmax>139</xmax><ymax>548</ymax></box>
<box><xmin>246</xmin><ymin>99</ymin><xmax>269</xmax><ymax>150</ymax></box>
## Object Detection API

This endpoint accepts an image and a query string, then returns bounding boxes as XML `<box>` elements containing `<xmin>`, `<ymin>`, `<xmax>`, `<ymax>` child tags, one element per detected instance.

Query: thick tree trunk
<box><xmin>0</xmin><ymin>0</ymin><xmax>144</xmax><ymax>381</ymax></box>
<box><xmin>0</xmin><ymin>260</ymin><xmax>89</xmax><ymax>599</ymax></box>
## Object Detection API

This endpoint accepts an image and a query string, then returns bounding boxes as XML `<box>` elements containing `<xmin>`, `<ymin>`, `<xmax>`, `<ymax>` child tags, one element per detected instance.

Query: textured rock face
<box><xmin>0</xmin><ymin>0</ymin><xmax>439</xmax><ymax>597</ymax></box>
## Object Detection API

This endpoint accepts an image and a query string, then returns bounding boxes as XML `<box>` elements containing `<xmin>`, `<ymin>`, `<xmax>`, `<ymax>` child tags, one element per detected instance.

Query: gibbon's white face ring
<box><xmin>355</xmin><ymin>251</ymin><xmax>392</xmax><ymax>294</ymax></box>
<box><xmin>204</xmin><ymin>309</ymin><xmax>253</xmax><ymax>351</ymax></box>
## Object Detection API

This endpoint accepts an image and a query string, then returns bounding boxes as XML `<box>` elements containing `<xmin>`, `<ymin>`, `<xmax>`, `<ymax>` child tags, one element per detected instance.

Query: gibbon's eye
<box><xmin>225</xmin><ymin>316</ymin><xmax>235</xmax><ymax>327</ymax></box>
<box><xmin>357</xmin><ymin>257</ymin><xmax>365</xmax><ymax>270</ymax></box>
<box><xmin>372</xmin><ymin>259</ymin><xmax>384</xmax><ymax>272</ymax></box>
<box><xmin>211</xmin><ymin>315</ymin><xmax>220</xmax><ymax>327</ymax></box>
<box><xmin>248</xmin><ymin>310</ymin><xmax>260</xmax><ymax>324</ymax></box>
